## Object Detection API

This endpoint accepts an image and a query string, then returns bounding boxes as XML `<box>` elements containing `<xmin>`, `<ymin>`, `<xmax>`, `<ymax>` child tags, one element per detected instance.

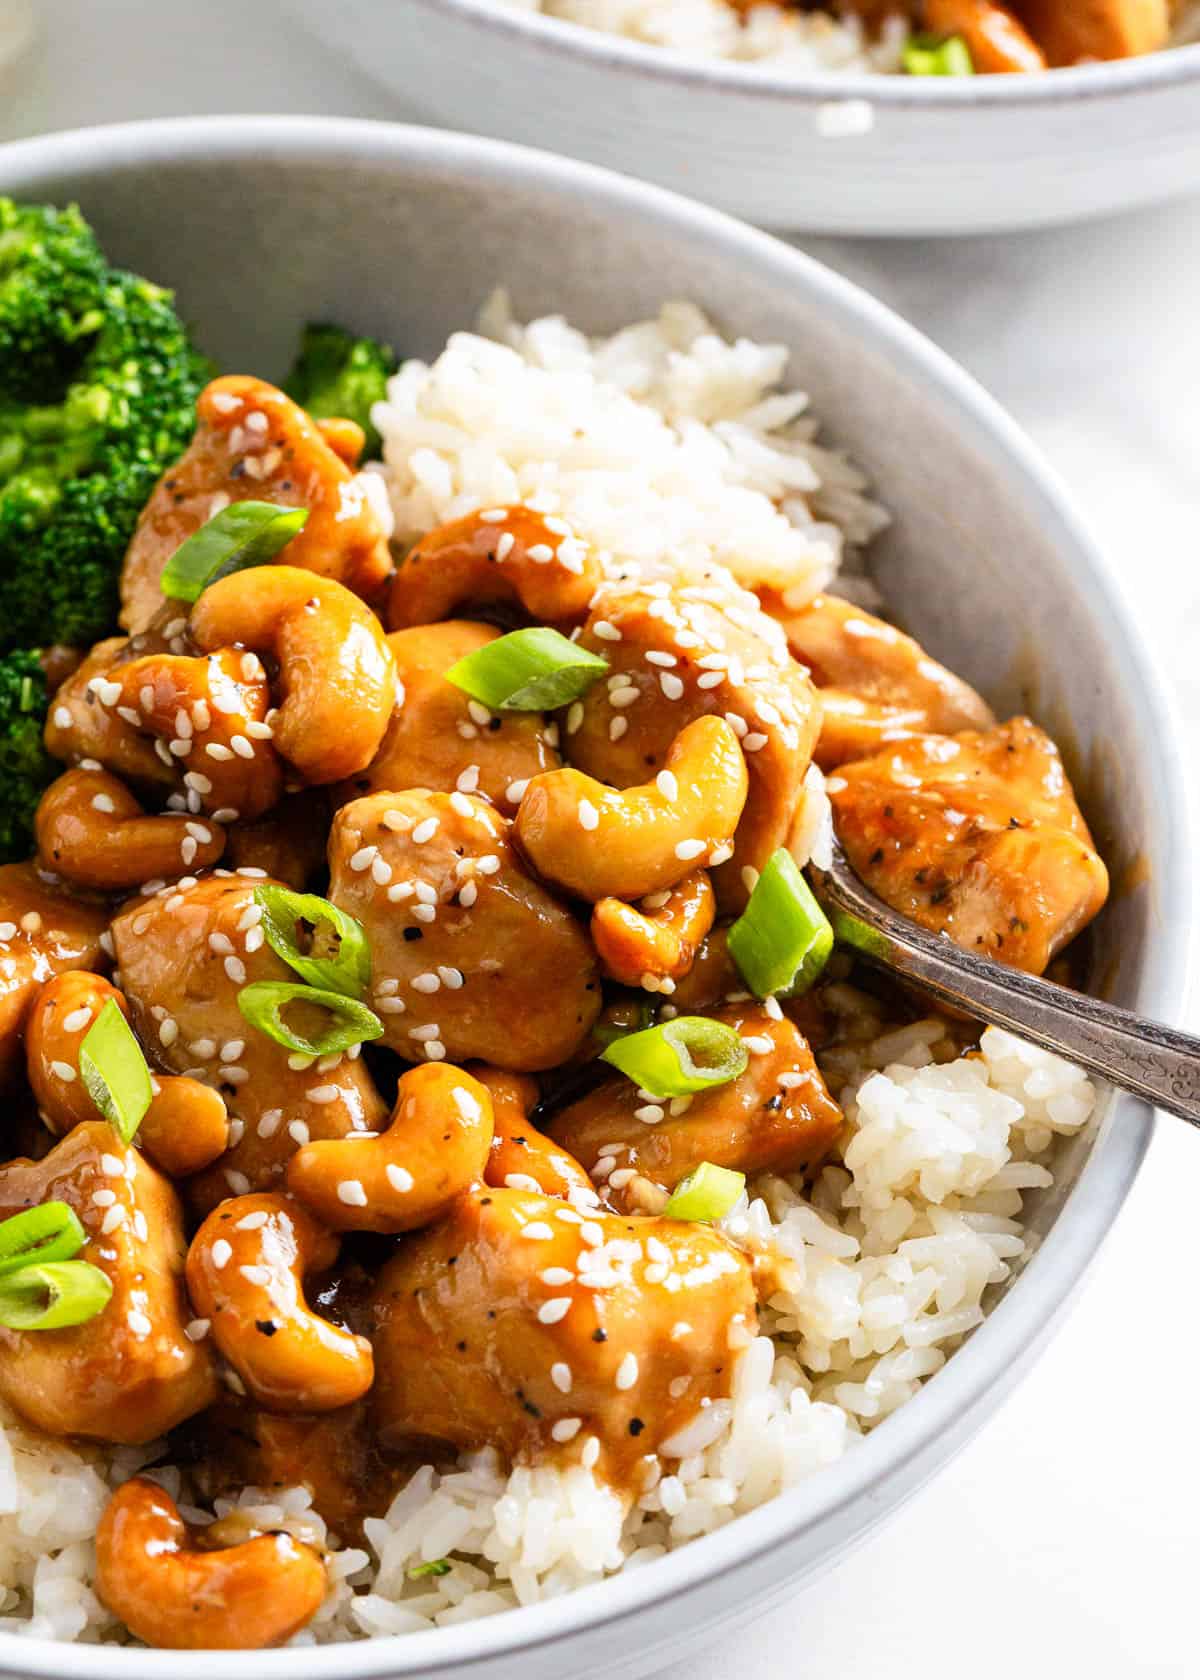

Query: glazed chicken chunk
<box><xmin>372</xmin><ymin>1187</ymin><xmax>757</xmax><ymax>1482</ymax></box>
<box><xmin>120</xmin><ymin>375</ymin><xmax>393</xmax><ymax>632</ymax></box>
<box><xmin>0</xmin><ymin>1122</ymin><xmax>217</xmax><ymax>1442</ymax></box>
<box><xmin>829</xmin><ymin>717</ymin><xmax>1109</xmax><ymax>974</ymax></box>
<box><xmin>766</xmin><ymin>591</ymin><xmax>995</xmax><ymax>768</ymax></box>
<box><xmin>0</xmin><ymin>863</ymin><xmax>109</xmax><ymax>1087</ymax></box>
<box><xmin>550</xmin><ymin>1005</ymin><xmax>843</xmax><ymax>1203</ymax></box>
<box><xmin>328</xmin><ymin>790</ymin><xmax>601</xmax><ymax>1070</ymax></box>
<box><xmin>111</xmin><ymin>874</ymin><xmax>387</xmax><ymax>1212</ymax></box>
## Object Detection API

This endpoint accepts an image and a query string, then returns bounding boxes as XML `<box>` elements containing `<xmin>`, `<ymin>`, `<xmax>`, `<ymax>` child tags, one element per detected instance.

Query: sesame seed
<box><xmin>411</xmin><ymin>817</ymin><xmax>439</xmax><ymax>844</ymax></box>
<box><xmin>185</xmin><ymin>1318</ymin><xmax>211</xmax><ymax>1341</ymax></box>
<box><xmin>538</xmin><ymin>1298</ymin><xmax>571</xmax><ymax>1324</ymax></box>
<box><xmin>743</xmin><ymin>1034</ymin><xmax>773</xmax><ymax>1055</ymax></box>
<box><xmin>495</xmin><ymin>531</ymin><xmax>515</xmax><ymax>561</ymax></box>
<box><xmin>221</xmin><ymin>1039</ymin><xmax>245</xmax><ymax>1061</ymax></box>
<box><xmin>127</xmin><ymin>1309</ymin><xmax>152</xmax><ymax>1337</ymax></box>
<box><xmin>159</xmin><ymin>1019</ymin><xmax>179</xmax><ymax>1048</ymax></box>
<box><xmin>224</xmin><ymin>1169</ymin><xmax>252</xmax><ymax>1195</ymax></box>
<box><xmin>467</xmin><ymin>701</ymin><xmax>492</xmax><ymax>728</ymax></box>
<box><xmin>551</xmin><ymin>1362</ymin><xmax>573</xmax><ymax>1393</ymax></box>
<box><xmin>92</xmin><ymin>1188</ymin><xmax>116</xmax><ymax>1209</ymax></box>
<box><xmin>522</xmin><ymin>1222</ymin><xmax>555</xmax><ymax>1242</ymax></box>
<box><xmin>350</xmin><ymin>844</ymin><xmax>378</xmax><ymax>872</ymax></box>
<box><xmin>100</xmin><ymin>1205</ymin><xmax>127</xmax><ymax>1235</ymax></box>
<box><xmin>675</xmin><ymin>839</ymin><xmax>706</xmax><ymax>861</ymax></box>
<box><xmin>581</xmin><ymin>1436</ymin><xmax>600</xmax><ymax>1469</ymax></box>
<box><xmin>566</xmin><ymin>702</ymin><xmax>584</xmax><ymax>736</ymax></box>
<box><xmin>382</xmin><ymin>809</ymin><xmax>413</xmax><ymax>832</ymax></box>
<box><xmin>412</xmin><ymin>972</ymin><xmax>441</xmax><ymax>994</ymax></box>
<box><xmin>578</xmin><ymin>799</ymin><xmax>599</xmax><ymax>832</ymax></box>
<box><xmin>53</xmin><ymin>706</ymin><xmax>72</xmax><ymax>729</ymax></box>
<box><xmin>377</xmin><ymin>996</ymin><xmax>407</xmax><ymax>1014</ymax></box>
<box><xmin>527</xmin><ymin>543</ymin><xmax>554</xmax><ymax>562</ymax></box>
<box><xmin>609</xmin><ymin>717</ymin><xmax>628</xmax><ymax>742</ymax></box>
<box><xmin>655</xmin><ymin>770</ymin><xmax>679</xmax><ymax>802</ymax></box>
<box><xmin>62</xmin><ymin>1007</ymin><xmax>92</xmax><ymax>1034</ymax></box>
<box><xmin>224</xmin><ymin>956</ymin><xmax>247</xmax><ymax>985</ymax></box>
<box><xmin>50</xmin><ymin>1059</ymin><xmax>77</xmax><ymax>1082</ymax></box>
<box><xmin>743</xmin><ymin>733</ymin><xmax>768</xmax><ymax>753</ymax></box>
<box><xmin>101</xmin><ymin>1154</ymin><xmax>124</xmax><ymax>1177</ymax></box>
<box><xmin>615</xmin><ymin>1352</ymin><xmax>639</xmax><ymax>1390</ymax></box>
<box><xmin>634</xmin><ymin>1104</ymin><xmax>665</xmax><ymax>1124</ymax></box>
<box><xmin>777</xmin><ymin>1071</ymin><xmax>805</xmax><ymax>1089</ymax></box>
<box><xmin>478</xmin><ymin>507</ymin><xmax>507</xmax><ymax>522</ymax></box>
<box><xmin>206</xmin><ymin>742</ymin><xmax>233</xmax><ymax>761</ymax></box>
<box><xmin>306</xmin><ymin>1085</ymin><xmax>339</xmax><ymax>1104</ymax></box>
<box><xmin>288</xmin><ymin>1120</ymin><xmax>311</xmax><ymax>1145</ymax></box>
<box><xmin>696</xmin><ymin>671</ymin><xmax>724</xmax><ymax>690</ymax></box>
<box><xmin>91</xmin><ymin>793</ymin><xmax>115</xmax><ymax>814</ymax></box>
<box><xmin>409</xmin><ymin>1024</ymin><xmax>441</xmax><ymax>1042</ymax></box>
<box><xmin>646</xmin><ymin>651</ymin><xmax>677</xmax><ymax>668</ymax></box>
<box><xmin>386</xmin><ymin>1164</ymin><xmax>414</xmax><ymax>1193</ymax></box>
<box><xmin>413</xmin><ymin>903</ymin><xmax>437</xmax><ymax>923</ymax></box>
<box><xmin>371</xmin><ymin>856</ymin><xmax>393</xmax><ymax>886</ymax></box>
<box><xmin>337</xmin><ymin>1179</ymin><xmax>368</xmax><ymax>1207</ymax></box>
<box><xmin>609</xmin><ymin>687</ymin><xmax>638</xmax><ymax>709</ymax></box>
<box><xmin>551</xmin><ymin>1417</ymin><xmax>582</xmax><ymax>1443</ymax></box>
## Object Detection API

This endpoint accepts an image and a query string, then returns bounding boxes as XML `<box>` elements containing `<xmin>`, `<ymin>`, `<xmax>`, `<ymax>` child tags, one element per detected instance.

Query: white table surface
<box><xmin>4</xmin><ymin>4</ymin><xmax>1199</xmax><ymax>1674</ymax></box>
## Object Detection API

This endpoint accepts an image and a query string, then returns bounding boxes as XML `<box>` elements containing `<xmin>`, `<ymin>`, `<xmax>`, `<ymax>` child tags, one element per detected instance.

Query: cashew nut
<box><xmin>95</xmin><ymin>1477</ymin><xmax>326</xmax><ymax>1650</ymax></box>
<box><xmin>315</xmin><ymin>415</ymin><xmax>366</xmax><ymax>466</ymax></box>
<box><xmin>111</xmin><ymin>645</ymin><xmax>284</xmax><ymax>822</ymax></box>
<box><xmin>34</xmin><ymin>768</ymin><xmax>225</xmax><ymax>892</ymax></box>
<box><xmin>26</xmin><ymin>971</ymin><xmax>230</xmax><ymax>1176</ymax></box>
<box><xmin>388</xmin><ymin>506</ymin><xmax>600</xmax><ymax>630</ymax></box>
<box><xmin>474</xmin><ymin>1065</ymin><xmax>595</xmax><ymax>1201</ymax></box>
<box><xmin>515</xmin><ymin>715</ymin><xmax>747</xmax><ymax>902</ymax></box>
<box><xmin>187</xmin><ymin>1191</ymin><xmax>374</xmax><ymax>1411</ymax></box>
<box><xmin>287</xmin><ymin>1063</ymin><xmax>493</xmax><ymax>1233</ymax></box>
<box><xmin>190</xmin><ymin>567</ymin><xmax>397</xmax><ymax>785</ymax></box>
<box><xmin>924</xmin><ymin>0</ymin><xmax>1047</xmax><ymax>70</ymax></box>
<box><xmin>591</xmin><ymin>869</ymin><xmax>715</xmax><ymax>991</ymax></box>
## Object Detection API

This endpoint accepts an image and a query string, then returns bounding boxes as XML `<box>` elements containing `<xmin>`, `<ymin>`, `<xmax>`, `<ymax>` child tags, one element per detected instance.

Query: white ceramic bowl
<box><xmin>279</xmin><ymin>0</ymin><xmax>1200</xmax><ymax>235</ymax></box>
<box><xmin>0</xmin><ymin>115</ymin><xmax>1190</xmax><ymax>1680</ymax></box>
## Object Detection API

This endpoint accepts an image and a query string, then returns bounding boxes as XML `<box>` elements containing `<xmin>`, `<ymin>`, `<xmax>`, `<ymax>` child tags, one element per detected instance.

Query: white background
<box><xmin>3</xmin><ymin>3</ymin><xmax>1200</xmax><ymax>1673</ymax></box>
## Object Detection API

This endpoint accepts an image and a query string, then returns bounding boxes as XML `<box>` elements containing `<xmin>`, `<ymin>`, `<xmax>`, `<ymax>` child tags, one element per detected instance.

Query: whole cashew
<box><xmin>187</xmin><ymin>1191</ymin><xmax>374</xmax><ymax>1411</ymax></box>
<box><xmin>591</xmin><ymin>869</ymin><xmax>715</xmax><ymax>991</ymax></box>
<box><xmin>515</xmin><ymin>715</ymin><xmax>748</xmax><ymax>902</ymax></box>
<box><xmin>26</xmin><ymin>972</ymin><xmax>231</xmax><ymax>1176</ymax></box>
<box><xmin>190</xmin><ymin>567</ymin><xmax>397</xmax><ymax>785</ymax></box>
<box><xmin>287</xmin><ymin>1063</ymin><xmax>493</xmax><ymax>1234</ymax></box>
<box><xmin>924</xmin><ymin>0</ymin><xmax>1047</xmax><ymax>70</ymax></box>
<box><xmin>34</xmin><ymin>768</ymin><xmax>225</xmax><ymax>892</ymax></box>
<box><xmin>388</xmin><ymin>506</ymin><xmax>600</xmax><ymax>630</ymax></box>
<box><xmin>112</xmin><ymin>646</ymin><xmax>284</xmax><ymax>823</ymax></box>
<box><xmin>474</xmin><ymin>1065</ymin><xmax>595</xmax><ymax>1201</ymax></box>
<box><xmin>95</xmin><ymin>1478</ymin><xmax>326</xmax><ymax>1650</ymax></box>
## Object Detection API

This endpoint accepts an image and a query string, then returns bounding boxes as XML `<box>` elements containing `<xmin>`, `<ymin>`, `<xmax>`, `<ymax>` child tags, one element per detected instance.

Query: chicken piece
<box><xmin>568</xmin><ymin>582</ymin><xmax>821</xmax><ymax>912</ymax></box>
<box><xmin>549</xmin><ymin>1005</ymin><xmax>842</xmax><ymax>1201</ymax></box>
<box><xmin>923</xmin><ymin>0</ymin><xmax>1047</xmax><ymax>70</ymax></box>
<box><xmin>1016</xmin><ymin>0</ymin><xmax>1168</xmax><ymax>63</ymax></box>
<box><xmin>666</xmin><ymin>926</ymin><xmax>741</xmax><ymax>1012</ymax></box>
<box><xmin>830</xmin><ymin>717</ymin><xmax>1109</xmax><ymax>974</ymax></box>
<box><xmin>120</xmin><ymin>376</ymin><xmax>393</xmax><ymax>633</ymax></box>
<box><xmin>329</xmin><ymin>791</ymin><xmax>601</xmax><ymax>1071</ymax></box>
<box><xmin>765</xmin><ymin>592</ymin><xmax>995</xmax><ymax>769</ymax></box>
<box><xmin>0</xmin><ymin>863</ymin><xmax>109</xmax><ymax>1088</ymax></box>
<box><xmin>473</xmin><ymin>1065</ymin><xmax>596</xmax><ymax>1200</ymax></box>
<box><xmin>0</xmin><ymin>1121</ymin><xmax>217</xmax><ymax>1442</ymax></box>
<box><xmin>223</xmin><ymin>793</ymin><xmax>331</xmax><ymax>889</ymax></box>
<box><xmin>339</xmin><ymin>623</ymin><xmax>559</xmax><ymax>817</ymax></box>
<box><xmin>372</xmin><ymin>1187</ymin><xmax>756</xmax><ymax>1484</ymax></box>
<box><xmin>111</xmin><ymin>875</ymin><xmax>387</xmax><ymax>1214</ymax></box>
<box><xmin>44</xmin><ymin>637</ymin><xmax>176</xmax><ymax>792</ymax></box>
<box><xmin>190</xmin><ymin>1400</ymin><xmax>412</xmax><ymax>1541</ymax></box>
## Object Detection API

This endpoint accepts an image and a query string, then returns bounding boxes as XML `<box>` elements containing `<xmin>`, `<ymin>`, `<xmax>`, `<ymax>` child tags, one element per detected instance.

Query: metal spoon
<box><xmin>808</xmin><ymin>841</ymin><xmax>1200</xmax><ymax>1128</ymax></box>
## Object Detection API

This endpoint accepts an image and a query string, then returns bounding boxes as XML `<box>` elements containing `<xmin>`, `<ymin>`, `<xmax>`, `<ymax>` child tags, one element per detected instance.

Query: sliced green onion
<box><xmin>902</xmin><ymin>32</ymin><xmax>974</xmax><ymax>75</ymax></box>
<box><xmin>79</xmin><ymin>999</ymin><xmax>153</xmax><ymax>1145</ymax></box>
<box><xmin>0</xmin><ymin>1260</ymin><xmax>113</xmax><ymax>1331</ymax></box>
<box><xmin>0</xmin><ymin>1203</ymin><xmax>86</xmax><ymax>1279</ymax></box>
<box><xmin>159</xmin><ymin>502</ymin><xmax>309</xmax><ymax>603</ymax></box>
<box><xmin>255</xmin><ymin>885</ymin><xmax>371</xmax><ymax>999</ymax></box>
<box><xmin>238</xmin><ymin>981</ymin><xmax>384</xmax><ymax>1057</ymax></box>
<box><xmin>600</xmin><ymin>1016</ymin><xmax>748</xmax><ymax>1098</ymax></box>
<box><xmin>663</xmin><ymin>1162</ymin><xmax>746</xmax><ymax>1224</ymax></box>
<box><xmin>446</xmin><ymin>627</ymin><xmax>608</xmax><ymax>713</ymax></box>
<box><xmin>408</xmin><ymin>1560</ymin><xmax>451</xmax><ymax>1579</ymax></box>
<box><xmin>727</xmin><ymin>848</ymin><xmax>833</xmax><ymax>1000</ymax></box>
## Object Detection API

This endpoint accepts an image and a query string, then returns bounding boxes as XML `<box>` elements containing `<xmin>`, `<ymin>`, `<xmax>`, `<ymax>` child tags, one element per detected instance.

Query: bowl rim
<box><xmin>0</xmin><ymin>112</ymin><xmax>1191</xmax><ymax>1679</ymax></box>
<box><xmin>413</xmin><ymin>0</ymin><xmax>1200</xmax><ymax>106</ymax></box>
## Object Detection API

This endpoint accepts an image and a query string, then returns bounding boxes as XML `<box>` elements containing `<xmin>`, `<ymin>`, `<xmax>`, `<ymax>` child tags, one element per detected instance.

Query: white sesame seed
<box><xmin>158</xmin><ymin>1019</ymin><xmax>179</xmax><ymax>1048</ymax></box>
<box><xmin>743</xmin><ymin>733</ymin><xmax>768</xmax><ymax>753</ymax></box>
<box><xmin>593</xmin><ymin>621</ymin><xmax>620</xmax><ymax>642</ymax></box>
<box><xmin>581</xmin><ymin>1435</ymin><xmax>600</xmax><ymax>1468</ymax></box>
<box><xmin>337</xmin><ymin>1179</ymin><xmax>368</xmax><ymax>1207</ymax></box>
<box><xmin>50</xmin><ymin>1059</ymin><xmax>77</xmax><ymax>1082</ymax></box>
<box><xmin>495</xmin><ymin>531</ymin><xmax>516</xmax><ymax>561</ymax></box>
<box><xmin>100</xmin><ymin>1205</ymin><xmax>128</xmax><ymax>1236</ymax></box>
<box><xmin>634</xmin><ymin>1104</ymin><xmax>665</xmax><ymax>1124</ymax></box>
<box><xmin>656</xmin><ymin>770</ymin><xmax>679</xmax><ymax>802</ymax></box>
<box><xmin>377</xmin><ymin>997</ymin><xmax>407</xmax><ymax>1014</ymax></box>
<box><xmin>505</xmin><ymin>779</ymin><xmax>529</xmax><ymax>804</ymax></box>
<box><xmin>566</xmin><ymin>702</ymin><xmax>584</xmax><ymax>736</ymax></box>
<box><xmin>411</xmin><ymin>972</ymin><xmax>441</xmax><ymax>994</ymax></box>
<box><xmin>185</xmin><ymin>1318</ymin><xmax>211</xmax><ymax>1341</ymax></box>
<box><xmin>409</xmin><ymin>1024</ymin><xmax>441</xmax><ymax>1042</ymax></box>
<box><xmin>551</xmin><ymin>1362</ymin><xmax>573</xmax><ymax>1393</ymax></box>
<box><xmin>224</xmin><ymin>956</ymin><xmax>247</xmax><ymax>985</ymax></box>
<box><xmin>467</xmin><ymin>701</ymin><xmax>491</xmax><ymax>728</ymax></box>
<box><xmin>306</xmin><ymin>1085</ymin><xmax>339</xmax><ymax>1104</ymax></box>
<box><xmin>386</xmin><ymin>1164</ymin><xmax>414</xmax><ymax>1193</ymax></box>
<box><xmin>91</xmin><ymin>1189</ymin><xmax>116</xmax><ymax>1210</ymax></box>
<box><xmin>521</xmin><ymin>1222</ymin><xmax>555</xmax><ymax>1243</ymax></box>
<box><xmin>411</xmin><ymin>817</ymin><xmax>439</xmax><ymax>844</ymax></box>
<box><xmin>53</xmin><ymin>706</ymin><xmax>72</xmax><ymax>729</ymax></box>
<box><xmin>208</xmin><ymin>933</ymin><xmax>234</xmax><ymax>955</ymax></box>
<box><xmin>609</xmin><ymin>717</ymin><xmax>628</xmax><ymax>742</ymax></box>
<box><xmin>609</xmin><ymin>687</ymin><xmax>639</xmax><ymax>709</ymax></box>
<box><xmin>350</xmin><ymin>845</ymin><xmax>378</xmax><ymax>873</ymax></box>
<box><xmin>62</xmin><ymin>1007</ymin><xmax>92</xmax><ymax>1034</ymax></box>
<box><xmin>101</xmin><ymin>1153</ymin><xmax>124</xmax><ymax>1177</ymax></box>
<box><xmin>675</xmin><ymin>839</ymin><xmax>706</xmax><ymax>861</ymax></box>
<box><xmin>660</xmin><ymin>673</ymin><xmax>685</xmax><ymax>700</ymax></box>
<box><xmin>538</xmin><ymin>1298</ymin><xmax>571</xmax><ymax>1324</ymax></box>
<box><xmin>577</xmin><ymin>799</ymin><xmax>599</xmax><ymax>832</ymax></box>
<box><xmin>382</xmin><ymin>809</ymin><xmax>413</xmax><ymax>833</ymax></box>
<box><xmin>615</xmin><ymin>1352</ymin><xmax>639</xmax><ymax>1390</ymax></box>
<box><xmin>743</xmin><ymin>1034</ymin><xmax>773</xmax><ymax>1056</ymax></box>
<box><xmin>645</xmin><ymin>651</ymin><xmax>677</xmax><ymax>668</ymax></box>
<box><xmin>288</xmin><ymin>1120</ymin><xmax>311</xmax><ymax>1145</ymax></box>
<box><xmin>413</xmin><ymin>903</ymin><xmax>437</xmax><ymax>923</ymax></box>
<box><xmin>127</xmin><ymin>1309</ymin><xmax>152</xmax><ymax>1337</ymax></box>
<box><xmin>371</xmin><ymin>855</ymin><xmax>393</xmax><ymax>886</ymax></box>
<box><xmin>696</xmin><ymin>671</ymin><xmax>724</xmax><ymax>690</ymax></box>
<box><xmin>90</xmin><ymin>793</ymin><xmax>115</xmax><ymax>814</ymax></box>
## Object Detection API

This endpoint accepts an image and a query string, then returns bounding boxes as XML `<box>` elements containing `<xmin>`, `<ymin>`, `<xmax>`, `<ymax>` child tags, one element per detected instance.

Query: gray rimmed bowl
<box><xmin>0</xmin><ymin>115</ymin><xmax>1190</xmax><ymax>1680</ymax></box>
<box><xmin>279</xmin><ymin>0</ymin><xmax>1200</xmax><ymax>235</ymax></box>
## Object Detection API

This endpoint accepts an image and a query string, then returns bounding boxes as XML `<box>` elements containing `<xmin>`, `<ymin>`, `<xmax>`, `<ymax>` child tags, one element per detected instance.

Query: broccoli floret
<box><xmin>0</xmin><ymin>218</ymin><xmax>211</xmax><ymax>652</ymax></box>
<box><xmin>284</xmin><ymin>321</ymin><xmax>397</xmax><ymax>458</ymax></box>
<box><xmin>0</xmin><ymin>650</ymin><xmax>54</xmax><ymax>865</ymax></box>
<box><xmin>0</xmin><ymin>199</ymin><xmax>110</xmax><ymax>405</ymax></box>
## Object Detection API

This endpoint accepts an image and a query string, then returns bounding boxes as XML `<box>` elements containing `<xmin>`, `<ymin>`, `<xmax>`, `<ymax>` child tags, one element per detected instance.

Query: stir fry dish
<box><xmin>0</xmin><ymin>204</ymin><xmax>1111</xmax><ymax>1649</ymax></box>
<box><xmin>508</xmin><ymin>0</ymin><xmax>1198</xmax><ymax>73</ymax></box>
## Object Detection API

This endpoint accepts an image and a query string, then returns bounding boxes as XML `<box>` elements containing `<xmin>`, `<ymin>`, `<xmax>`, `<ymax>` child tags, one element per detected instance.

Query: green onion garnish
<box><xmin>446</xmin><ymin>627</ymin><xmax>609</xmax><ymax>713</ymax></box>
<box><xmin>663</xmin><ymin>1162</ymin><xmax>746</xmax><ymax>1224</ymax></box>
<box><xmin>159</xmin><ymin>502</ymin><xmax>309</xmax><ymax>604</ymax></box>
<box><xmin>79</xmin><ymin>999</ymin><xmax>153</xmax><ymax>1144</ymax></box>
<box><xmin>902</xmin><ymin>32</ymin><xmax>974</xmax><ymax>75</ymax></box>
<box><xmin>600</xmin><ymin>1016</ymin><xmax>748</xmax><ymax>1098</ymax></box>
<box><xmin>237</xmin><ymin>981</ymin><xmax>384</xmax><ymax>1057</ymax></box>
<box><xmin>0</xmin><ymin>1261</ymin><xmax>113</xmax><ymax>1331</ymax></box>
<box><xmin>255</xmin><ymin>885</ymin><xmax>371</xmax><ymax>999</ymax></box>
<box><xmin>408</xmin><ymin>1559</ymin><xmax>451</xmax><ymax>1579</ymax></box>
<box><xmin>0</xmin><ymin>1203</ymin><xmax>87</xmax><ymax>1279</ymax></box>
<box><xmin>727</xmin><ymin>848</ymin><xmax>833</xmax><ymax>1000</ymax></box>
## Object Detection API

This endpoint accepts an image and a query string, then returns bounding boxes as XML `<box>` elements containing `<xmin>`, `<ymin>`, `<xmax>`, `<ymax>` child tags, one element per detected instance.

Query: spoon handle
<box><xmin>810</xmin><ymin>858</ymin><xmax>1200</xmax><ymax>1129</ymax></box>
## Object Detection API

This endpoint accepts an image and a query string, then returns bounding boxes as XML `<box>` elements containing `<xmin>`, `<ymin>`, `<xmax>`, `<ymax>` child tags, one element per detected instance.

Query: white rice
<box><xmin>497</xmin><ymin>0</ymin><xmax>908</xmax><ymax>69</ymax></box>
<box><xmin>0</xmin><ymin>300</ymin><xmax>1100</xmax><ymax>1643</ymax></box>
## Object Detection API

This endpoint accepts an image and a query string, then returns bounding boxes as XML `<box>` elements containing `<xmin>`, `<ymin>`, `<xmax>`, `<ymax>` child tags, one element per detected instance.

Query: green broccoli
<box><xmin>0</xmin><ymin>650</ymin><xmax>55</xmax><ymax>865</ymax></box>
<box><xmin>0</xmin><ymin>202</ymin><xmax>211</xmax><ymax>653</ymax></box>
<box><xmin>0</xmin><ymin>199</ymin><xmax>110</xmax><ymax>405</ymax></box>
<box><xmin>284</xmin><ymin>322</ymin><xmax>397</xmax><ymax>458</ymax></box>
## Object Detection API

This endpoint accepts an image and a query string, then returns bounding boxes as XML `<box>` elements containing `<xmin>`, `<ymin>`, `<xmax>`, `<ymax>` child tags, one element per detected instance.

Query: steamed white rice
<box><xmin>0</xmin><ymin>300</ymin><xmax>1100</xmax><ymax>1644</ymax></box>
